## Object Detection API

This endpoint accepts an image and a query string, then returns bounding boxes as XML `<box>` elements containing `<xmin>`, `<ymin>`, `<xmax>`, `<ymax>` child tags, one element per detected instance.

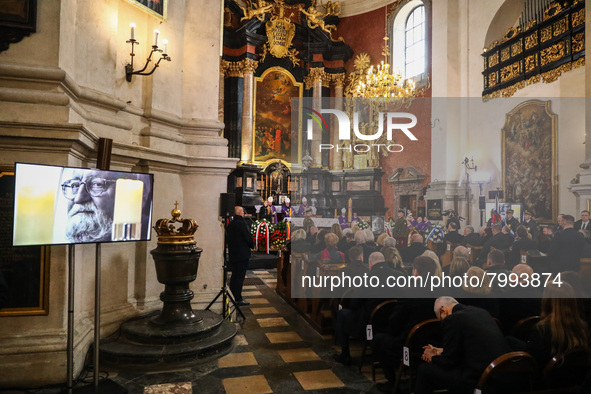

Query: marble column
<box><xmin>219</xmin><ymin>59</ymin><xmax>227</xmax><ymax>124</ymax></box>
<box><xmin>305</xmin><ymin>67</ymin><xmax>324</xmax><ymax>167</ymax></box>
<box><xmin>240</xmin><ymin>59</ymin><xmax>258</xmax><ymax>163</ymax></box>
<box><xmin>331</xmin><ymin>73</ymin><xmax>346</xmax><ymax>170</ymax></box>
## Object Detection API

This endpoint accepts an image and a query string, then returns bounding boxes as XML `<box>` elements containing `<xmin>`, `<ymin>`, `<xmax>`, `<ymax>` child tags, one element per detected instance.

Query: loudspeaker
<box><xmin>479</xmin><ymin>196</ymin><xmax>486</xmax><ymax>210</ymax></box>
<box><xmin>220</xmin><ymin>193</ymin><xmax>236</xmax><ymax>217</ymax></box>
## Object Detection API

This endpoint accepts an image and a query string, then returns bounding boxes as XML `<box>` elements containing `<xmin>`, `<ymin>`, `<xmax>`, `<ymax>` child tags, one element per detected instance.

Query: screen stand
<box><xmin>67</xmin><ymin>244</ymin><xmax>75</xmax><ymax>394</ymax></box>
<box><xmin>72</xmin><ymin>244</ymin><xmax>127</xmax><ymax>394</ymax></box>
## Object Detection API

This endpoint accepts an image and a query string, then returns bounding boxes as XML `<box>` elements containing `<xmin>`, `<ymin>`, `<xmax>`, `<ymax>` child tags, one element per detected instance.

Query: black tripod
<box><xmin>205</xmin><ymin>215</ymin><xmax>245</xmax><ymax>321</ymax></box>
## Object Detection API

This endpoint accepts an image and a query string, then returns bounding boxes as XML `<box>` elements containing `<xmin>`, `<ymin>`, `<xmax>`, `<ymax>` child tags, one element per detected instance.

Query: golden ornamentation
<box><xmin>553</xmin><ymin>17</ymin><xmax>567</xmax><ymax>37</ymax></box>
<box><xmin>489</xmin><ymin>72</ymin><xmax>498</xmax><ymax>87</ymax></box>
<box><xmin>222</xmin><ymin>58</ymin><xmax>259</xmax><ymax>77</ymax></box>
<box><xmin>324</xmin><ymin>1</ymin><xmax>341</xmax><ymax>16</ymax></box>
<box><xmin>511</xmin><ymin>40</ymin><xmax>523</xmax><ymax>57</ymax></box>
<box><xmin>525</xmin><ymin>55</ymin><xmax>538</xmax><ymax>73</ymax></box>
<box><xmin>525</xmin><ymin>33</ymin><xmax>538</xmax><ymax>50</ymax></box>
<box><xmin>542</xmin><ymin>62</ymin><xmax>571</xmax><ymax>83</ymax></box>
<box><xmin>153</xmin><ymin>202</ymin><xmax>198</xmax><ymax>244</ymax></box>
<box><xmin>304</xmin><ymin>67</ymin><xmax>325</xmax><ymax>90</ymax></box>
<box><xmin>540</xmin><ymin>41</ymin><xmax>565</xmax><ymax>66</ymax></box>
<box><xmin>501</xmin><ymin>61</ymin><xmax>521</xmax><ymax>83</ymax></box>
<box><xmin>541</xmin><ymin>26</ymin><xmax>552</xmax><ymax>42</ymax></box>
<box><xmin>543</xmin><ymin>2</ymin><xmax>563</xmax><ymax>21</ymax></box>
<box><xmin>331</xmin><ymin>73</ymin><xmax>346</xmax><ymax>87</ymax></box>
<box><xmin>572</xmin><ymin>8</ymin><xmax>585</xmax><ymax>27</ymax></box>
<box><xmin>524</xmin><ymin>19</ymin><xmax>537</xmax><ymax>31</ymax></box>
<box><xmin>502</xmin><ymin>27</ymin><xmax>520</xmax><ymax>43</ymax></box>
<box><xmin>262</xmin><ymin>3</ymin><xmax>299</xmax><ymax>66</ymax></box>
<box><xmin>354</xmin><ymin>53</ymin><xmax>371</xmax><ymax>72</ymax></box>
<box><xmin>299</xmin><ymin>5</ymin><xmax>342</xmax><ymax>41</ymax></box>
<box><xmin>501</xmin><ymin>47</ymin><xmax>511</xmax><ymax>62</ymax></box>
<box><xmin>485</xmin><ymin>40</ymin><xmax>499</xmax><ymax>52</ymax></box>
<box><xmin>572</xmin><ymin>33</ymin><xmax>584</xmax><ymax>53</ymax></box>
<box><xmin>483</xmin><ymin>58</ymin><xmax>584</xmax><ymax>101</ymax></box>
<box><xmin>321</xmin><ymin>71</ymin><xmax>332</xmax><ymax>88</ymax></box>
<box><xmin>240</xmin><ymin>0</ymin><xmax>274</xmax><ymax>22</ymax></box>
<box><xmin>488</xmin><ymin>52</ymin><xmax>499</xmax><ymax>67</ymax></box>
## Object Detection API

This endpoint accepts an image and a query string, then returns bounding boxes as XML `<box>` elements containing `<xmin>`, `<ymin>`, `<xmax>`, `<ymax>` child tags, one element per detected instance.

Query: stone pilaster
<box><xmin>240</xmin><ymin>59</ymin><xmax>258</xmax><ymax>163</ymax></box>
<box><xmin>331</xmin><ymin>73</ymin><xmax>346</xmax><ymax>169</ymax></box>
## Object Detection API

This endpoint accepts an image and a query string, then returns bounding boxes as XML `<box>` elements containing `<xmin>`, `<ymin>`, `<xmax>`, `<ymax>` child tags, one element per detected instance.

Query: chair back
<box><xmin>466</xmin><ymin>244</ymin><xmax>483</xmax><ymax>264</ymax></box>
<box><xmin>369</xmin><ymin>299</ymin><xmax>398</xmax><ymax>330</ymax></box>
<box><xmin>404</xmin><ymin>318</ymin><xmax>442</xmax><ymax>365</ymax></box>
<box><xmin>475</xmin><ymin>351</ymin><xmax>537</xmax><ymax>394</ymax></box>
<box><xmin>510</xmin><ymin>316</ymin><xmax>540</xmax><ymax>342</ymax></box>
<box><xmin>519</xmin><ymin>250</ymin><xmax>529</xmax><ymax>264</ymax></box>
<box><xmin>543</xmin><ymin>347</ymin><xmax>591</xmax><ymax>389</ymax></box>
<box><xmin>441</xmin><ymin>242</ymin><xmax>460</xmax><ymax>267</ymax></box>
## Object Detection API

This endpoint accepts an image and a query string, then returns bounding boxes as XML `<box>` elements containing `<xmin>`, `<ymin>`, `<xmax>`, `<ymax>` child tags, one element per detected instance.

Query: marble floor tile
<box><xmin>251</xmin><ymin>307</ymin><xmax>279</xmax><ymax>315</ymax></box>
<box><xmin>143</xmin><ymin>381</ymin><xmax>192</xmax><ymax>393</ymax></box>
<box><xmin>222</xmin><ymin>375</ymin><xmax>272</xmax><ymax>394</ymax></box>
<box><xmin>256</xmin><ymin>317</ymin><xmax>289</xmax><ymax>327</ymax></box>
<box><xmin>218</xmin><ymin>352</ymin><xmax>258</xmax><ymax>368</ymax></box>
<box><xmin>293</xmin><ymin>370</ymin><xmax>345</xmax><ymax>390</ymax></box>
<box><xmin>265</xmin><ymin>331</ymin><xmax>302</xmax><ymax>344</ymax></box>
<box><xmin>277</xmin><ymin>348</ymin><xmax>321</xmax><ymax>363</ymax></box>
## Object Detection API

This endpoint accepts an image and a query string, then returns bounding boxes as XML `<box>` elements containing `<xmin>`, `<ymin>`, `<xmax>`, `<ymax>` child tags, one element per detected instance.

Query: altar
<box><xmin>288</xmin><ymin>217</ymin><xmax>339</xmax><ymax>228</ymax></box>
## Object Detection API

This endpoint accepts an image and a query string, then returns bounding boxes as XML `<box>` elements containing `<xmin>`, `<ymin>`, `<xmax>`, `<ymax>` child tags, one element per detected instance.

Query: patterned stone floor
<box><xmin>1</xmin><ymin>269</ymin><xmax>386</xmax><ymax>394</ymax></box>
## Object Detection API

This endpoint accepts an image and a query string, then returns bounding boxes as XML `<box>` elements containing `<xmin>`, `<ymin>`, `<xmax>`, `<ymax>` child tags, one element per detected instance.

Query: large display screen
<box><xmin>13</xmin><ymin>163</ymin><xmax>154</xmax><ymax>246</ymax></box>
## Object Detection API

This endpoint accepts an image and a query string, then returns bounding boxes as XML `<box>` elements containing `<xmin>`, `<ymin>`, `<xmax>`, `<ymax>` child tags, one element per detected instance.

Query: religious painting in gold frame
<box><xmin>0</xmin><ymin>170</ymin><xmax>50</xmax><ymax>316</ymax></box>
<box><xmin>124</xmin><ymin>0</ymin><xmax>168</xmax><ymax>21</ymax></box>
<box><xmin>253</xmin><ymin>67</ymin><xmax>302</xmax><ymax>165</ymax></box>
<box><xmin>501</xmin><ymin>100</ymin><xmax>557</xmax><ymax>223</ymax></box>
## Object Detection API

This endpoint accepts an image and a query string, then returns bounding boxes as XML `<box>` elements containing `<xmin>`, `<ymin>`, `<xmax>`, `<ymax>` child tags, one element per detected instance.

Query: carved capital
<box><xmin>331</xmin><ymin>73</ymin><xmax>346</xmax><ymax>88</ymax></box>
<box><xmin>304</xmin><ymin>67</ymin><xmax>325</xmax><ymax>89</ymax></box>
<box><xmin>321</xmin><ymin>71</ymin><xmax>332</xmax><ymax>88</ymax></box>
<box><xmin>221</xmin><ymin>58</ymin><xmax>259</xmax><ymax>78</ymax></box>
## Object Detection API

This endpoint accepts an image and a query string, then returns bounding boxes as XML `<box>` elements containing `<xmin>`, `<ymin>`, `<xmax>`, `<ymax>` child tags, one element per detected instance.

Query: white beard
<box><xmin>66</xmin><ymin>203</ymin><xmax>113</xmax><ymax>242</ymax></box>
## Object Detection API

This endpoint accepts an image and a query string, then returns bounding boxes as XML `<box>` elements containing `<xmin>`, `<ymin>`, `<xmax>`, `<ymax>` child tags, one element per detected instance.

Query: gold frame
<box><xmin>0</xmin><ymin>170</ymin><xmax>50</xmax><ymax>316</ymax></box>
<box><xmin>501</xmin><ymin>100</ymin><xmax>558</xmax><ymax>224</ymax></box>
<box><xmin>586</xmin><ymin>199</ymin><xmax>591</xmax><ymax>212</ymax></box>
<box><xmin>252</xmin><ymin>66</ymin><xmax>303</xmax><ymax>167</ymax></box>
<box><xmin>124</xmin><ymin>0</ymin><xmax>168</xmax><ymax>22</ymax></box>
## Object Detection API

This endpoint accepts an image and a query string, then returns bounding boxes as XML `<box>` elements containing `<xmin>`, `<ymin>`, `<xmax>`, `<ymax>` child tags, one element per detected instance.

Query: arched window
<box><xmin>391</xmin><ymin>0</ymin><xmax>427</xmax><ymax>81</ymax></box>
<box><xmin>404</xmin><ymin>5</ymin><xmax>425</xmax><ymax>78</ymax></box>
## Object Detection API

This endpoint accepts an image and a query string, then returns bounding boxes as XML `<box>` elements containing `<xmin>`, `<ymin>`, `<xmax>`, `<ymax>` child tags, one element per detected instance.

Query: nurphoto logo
<box><xmin>303</xmin><ymin>107</ymin><xmax>418</xmax><ymax>153</ymax></box>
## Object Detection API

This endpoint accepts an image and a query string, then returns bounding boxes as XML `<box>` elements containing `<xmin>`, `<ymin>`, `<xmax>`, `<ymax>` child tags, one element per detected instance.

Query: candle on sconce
<box><xmin>130</xmin><ymin>23</ymin><xmax>136</xmax><ymax>40</ymax></box>
<box><xmin>154</xmin><ymin>29</ymin><xmax>159</xmax><ymax>46</ymax></box>
<box><xmin>162</xmin><ymin>39</ymin><xmax>168</xmax><ymax>54</ymax></box>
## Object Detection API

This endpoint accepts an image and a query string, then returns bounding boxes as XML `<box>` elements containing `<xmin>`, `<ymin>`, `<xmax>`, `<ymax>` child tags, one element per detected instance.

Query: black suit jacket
<box><xmin>444</xmin><ymin>231</ymin><xmax>463</xmax><ymax>245</ymax></box>
<box><xmin>548</xmin><ymin>227</ymin><xmax>586</xmax><ymax>273</ymax></box>
<box><xmin>508</xmin><ymin>238</ymin><xmax>538</xmax><ymax>267</ymax></box>
<box><xmin>462</xmin><ymin>233</ymin><xmax>483</xmax><ymax>246</ymax></box>
<box><xmin>432</xmin><ymin>304</ymin><xmax>510</xmax><ymax>380</ymax></box>
<box><xmin>399</xmin><ymin>242</ymin><xmax>428</xmax><ymax>263</ymax></box>
<box><xmin>478</xmin><ymin>233</ymin><xmax>513</xmax><ymax>263</ymax></box>
<box><xmin>574</xmin><ymin>219</ymin><xmax>591</xmax><ymax>231</ymax></box>
<box><xmin>226</xmin><ymin>216</ymin><xmax>255</xmax><ymax>263</ymax></box>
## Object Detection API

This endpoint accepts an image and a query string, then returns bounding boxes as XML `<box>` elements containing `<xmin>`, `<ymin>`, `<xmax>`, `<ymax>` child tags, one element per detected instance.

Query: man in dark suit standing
<box><xmin>502</xmin><ymin>208</ymin><xmax>520</xmax><ymax>232</ymax></box>
<box><xmin>574</xmin><ymin>210</ymin><xmax>591</xmax><ymax>231</ymax></box>
<box><xmin>549</xmin><ymin>214</ymin><xmax>586</xmax><ymax>273</ymax></box>
<box><xmin>521</xmin><ymin>210</ymin><xmax>539</xmax><ymax>238</ymax></box>
<box><xmin>227</xmin><ymin>206</ymin><xmax>255</xmax><ymax>306</ymax></box>
<box><xmin>416</xmin><ymin>297</ymin><xmax>510</xmax><ymax>394</ymax></box>
<box><xmin>444</xmin><ymin>222</ymin><xmax>463</xmax><ymax>244</ymax></box>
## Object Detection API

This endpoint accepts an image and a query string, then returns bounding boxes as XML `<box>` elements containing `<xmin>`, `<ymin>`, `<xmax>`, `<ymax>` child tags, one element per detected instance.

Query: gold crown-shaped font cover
<box><xmin>153</xmin><ymin>202</ymin><xmax>198</xmax><ymax>244</ymax></box>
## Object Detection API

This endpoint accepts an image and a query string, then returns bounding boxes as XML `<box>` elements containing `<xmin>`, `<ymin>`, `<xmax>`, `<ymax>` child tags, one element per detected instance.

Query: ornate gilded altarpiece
<box><xmin>253</xmin><ymin>67</ymin><xmax>302</xmax><ymax>165</ymax></box>
<box><xmin>501</xmin><ymin>100</ymin><xmax>557</xmax><ymax>223</ymax></box>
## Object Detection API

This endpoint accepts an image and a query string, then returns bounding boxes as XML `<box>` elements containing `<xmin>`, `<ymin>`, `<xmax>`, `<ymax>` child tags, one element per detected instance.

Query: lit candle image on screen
<box><xmin>13</xmin><ymin>165</ymin><xmax>61</xmax><ymax>246</ymax></box>
<box><xmin>112</xmin><ymin>179</ymin><xmax>144</xmax><ymax>241</ymax></box>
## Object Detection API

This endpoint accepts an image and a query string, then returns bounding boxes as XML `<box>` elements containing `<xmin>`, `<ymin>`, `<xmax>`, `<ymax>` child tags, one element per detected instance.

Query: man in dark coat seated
<box><xmin>371</xmin><ymin>256</ymin><xmax>440</xmax><ymax>393</ymax></box>
<box><xmin>477</xmin><ymin>224</ymin><xmax>512</xmax><ymax>265</ymax></box>
<box><xmin>444</xmin><ymin>222</ymin><xmax>463</xmax><ymax>244</ymax></box>
<box><xmin>399</xmin><ymin>233</ymin><xmax>428</xmax><ymax>264</ymax></box>
<box><xmin>461</xmin><ymin>225</ymin><xmax>483</xmax><ymax>246</ymax></box>
<box><xmin>333</xmin><ymin>252</ymin><xmax>401</xmax><ymax>366</ymax></box>
<box><xmin>549</xmin><ymin>214</ymin><xmax>586</xmax><ymax>273</ymax></box>
<box><xmin>416</xmin><ymin>297</ymin><xmax>511</xmax><ymax>394</ymax></box>
<box><xmin>508</xmin><ymin>225</ymin><xmax>537</xmax><ymax>268</ymax></box>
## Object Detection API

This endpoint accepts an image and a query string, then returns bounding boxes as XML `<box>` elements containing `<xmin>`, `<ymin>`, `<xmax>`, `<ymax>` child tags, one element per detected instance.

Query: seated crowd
<box><xmin>288</xmin><ymin>209</ymin><xmax>591</xmax><ymax>393</ymax></box>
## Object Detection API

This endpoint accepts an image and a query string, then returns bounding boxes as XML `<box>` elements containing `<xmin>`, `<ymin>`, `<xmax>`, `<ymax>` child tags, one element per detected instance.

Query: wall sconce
<box><xmin>125</xmin><ymin>24</ymin><xmax>171</xmax><ymax>82</ymax></box>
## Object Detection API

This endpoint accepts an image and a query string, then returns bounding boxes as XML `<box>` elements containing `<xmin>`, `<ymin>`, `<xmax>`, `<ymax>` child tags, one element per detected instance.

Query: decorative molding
<box><xmin>304</xmin><ymin>67</ymin><xmax>325</xmax><ymax>89</ymax></box>
<box><xmin>331</xmin><ymin>73</ymin><xmax>346</xmax><ymax>87</ymax></box>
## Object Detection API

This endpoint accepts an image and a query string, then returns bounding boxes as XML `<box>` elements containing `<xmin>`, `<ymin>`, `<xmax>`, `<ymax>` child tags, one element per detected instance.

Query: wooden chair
<box><xmin>543</xmin><ymin>347</ymin><xmax>591</xmax><ymax>389</ymax></box>
<box><xmin>393</xmin><ymin>318</ymin><xmax>442</xmax><ymax>394</ymax></box>
<box><xmin>358</xmin><ymin>299</ymin><xmax>398</xmax><ymax>375</ymax></box>
<box><xmin>580</xmin><ymin>257</ymin><xmax>591</xmax><ymax>276</ymax></box>
<box><xmin>519</xmin><ymin>250</ymin><xmax>529</xmax><ymax>265</ymax></box>
<box><xmin>474</xmin><ymin>351</ymin><xmax>537</xmax><ymax>394</ymax></box>
<box><xmin>440</xmin><ymin>241</ymin><xmax>460</xmax><ymax>268</ymax></box>
<box><xmin>466</xmin><ymin>244</ymin><xmax>483</xmax><ymax>265</ymax></box>
<box><xmin>510</xmin><ymin>316</ymin><xmax>540</xmax><ymax>342</ymax></box>
<box><xmin>427</xmin><ymin>239</ymin><xmax>438</xmax><ymax>253</ymax></box>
